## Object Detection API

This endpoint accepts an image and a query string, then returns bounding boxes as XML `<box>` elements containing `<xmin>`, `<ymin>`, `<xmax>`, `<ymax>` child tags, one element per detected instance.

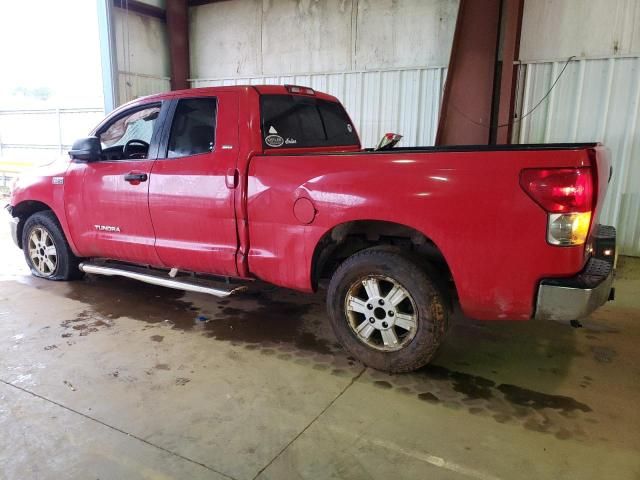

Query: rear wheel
<box><xmin>327</xmin><ymin>247</ymin><xmax>448</xmax><ymax>373</ymax></box>
<box><xmin>22</xmin><ymin>211</ymin><xmax>82</xmax><ymax>280</ymax></box>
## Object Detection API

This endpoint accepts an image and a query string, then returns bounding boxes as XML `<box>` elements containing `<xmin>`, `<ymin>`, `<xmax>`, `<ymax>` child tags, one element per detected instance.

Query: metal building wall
<box><xmin>113</xmin><ymin>7</ymin><xmax>171</xmax><ymax>104</ymax></box>
<box><xmin>191</xmin><ymin>66</ymin><xmax>446</xmax><ymax>148</ymax></box>
<box><xmin>189</xmin><ymin>0</ymin><xmax>457</xmax><ymax>147</ymax></box>
<box><xmin>189</xmin><ymin>0</ymin><xmax>458</xmax><ymax>78</ymax></box>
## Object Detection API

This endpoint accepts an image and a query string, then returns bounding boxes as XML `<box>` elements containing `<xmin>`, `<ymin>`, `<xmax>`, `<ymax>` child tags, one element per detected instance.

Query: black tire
<box><xmin>21</xmin><ymin>210</ymin><xmax>82</xmax><ymax>281</ymax></box>
<box><xmin>327</xmin><ymin>247</ymin><xmax>448</xmax><ymax>373</ymax></box>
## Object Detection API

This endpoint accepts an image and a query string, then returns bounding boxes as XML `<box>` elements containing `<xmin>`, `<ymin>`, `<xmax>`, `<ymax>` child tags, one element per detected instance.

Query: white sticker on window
<box><xmin>347</xmin><ymin>124</ymin><xmax>353</xmax><ymax>133</ymax></box>
<box><xmin>285</xmin><ymin>138</ymin><xmax>297</xmax><ymax>145</ymax></box>
<box><xmin>265</xmin><ymin>134</ymin><xmax>284</xmax><ymax>147</ymax></box>
<box><xmin>269</xmin><ymin>126</ymin><xmax>278</xmax><ymax>134</ymax></box>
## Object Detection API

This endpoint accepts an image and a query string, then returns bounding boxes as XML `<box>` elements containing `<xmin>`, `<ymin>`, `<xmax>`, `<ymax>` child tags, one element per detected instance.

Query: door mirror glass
<box><xmin>69</xmin><ymin>136</ymin><xmax>102</xmax><ymax>161</ymax></box>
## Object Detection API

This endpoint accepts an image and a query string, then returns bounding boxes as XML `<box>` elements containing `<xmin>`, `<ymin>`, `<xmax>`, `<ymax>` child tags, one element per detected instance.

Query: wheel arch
<box><xmin>11</xmin><ymin>200</ymin><xmax>56</xmax><ymax>249</ymax></box>
<box><xmin>310</xmin><ymin>220</ymin><xmax>455</xmax><ymax>298</ymax></box>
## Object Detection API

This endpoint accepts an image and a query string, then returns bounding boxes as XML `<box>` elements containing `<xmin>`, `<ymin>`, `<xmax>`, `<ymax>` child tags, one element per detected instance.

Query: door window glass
<box><xmin>167</xmin><ymin>98</ymin><xmax>217</xmax><ymax>158</ymax></box>
<box><xmin>99</xmin><ymin>104</ymin><xmax>160</xmax><ymax>160</ymax></box>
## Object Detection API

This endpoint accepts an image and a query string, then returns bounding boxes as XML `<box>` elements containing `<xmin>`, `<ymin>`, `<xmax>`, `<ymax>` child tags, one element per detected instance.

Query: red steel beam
<box><xmin>189</xmin><ymin>0</ymin><xmax>231</xmax><ymax>5</ymax></box>
<box><xmin>113</xmin><ymin>0</ymin><xmax>166</xmax><ymax>21</ymax></box>
<box><xmin>436</xmin><ymin>0</ymin><xmax>502</xmax><ymax>145</ymax></box>
<box><xmin>167</xmin><ymin>0</ymin><xmax>190</xmax><ymax>91</ymax></box>
<box><xmin>495</xmin><ymin>0</ymin><xmax>525</xmax><ymax>144</ymax></box>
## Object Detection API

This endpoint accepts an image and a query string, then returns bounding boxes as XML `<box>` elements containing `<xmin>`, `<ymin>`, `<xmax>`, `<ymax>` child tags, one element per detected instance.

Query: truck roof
<box><xmin>126</xmin><ymin>85</ymin><xmax>339</xmax><ymax>106</ymax></box>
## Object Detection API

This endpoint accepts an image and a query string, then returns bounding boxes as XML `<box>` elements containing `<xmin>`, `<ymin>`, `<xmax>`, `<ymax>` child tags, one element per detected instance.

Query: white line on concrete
<box><xmin>328</xmin><ymin>425</ymin><xmax>503</xmax><ymax>480</ymax></box>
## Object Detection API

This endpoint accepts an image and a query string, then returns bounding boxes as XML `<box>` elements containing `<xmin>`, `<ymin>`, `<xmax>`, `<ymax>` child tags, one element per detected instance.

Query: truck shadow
<box><xmin>58</xmin><ymin>274</ymin><xmax>607</xmax><ymax>442</ymax></box>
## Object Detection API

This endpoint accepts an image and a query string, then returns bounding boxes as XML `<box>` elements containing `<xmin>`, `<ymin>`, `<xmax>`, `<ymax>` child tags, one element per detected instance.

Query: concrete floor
<box><xmin>1</xmin><ymin>218</ymin><xmax>639</xmax><ymax>480</ymax></box>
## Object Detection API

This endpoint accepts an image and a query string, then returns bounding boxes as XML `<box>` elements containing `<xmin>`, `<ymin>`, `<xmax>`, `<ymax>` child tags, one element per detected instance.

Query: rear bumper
<box><xmin>534</xmin><ymin>225</ymin><xmax>616</xmax><ymax>321</ymax></box>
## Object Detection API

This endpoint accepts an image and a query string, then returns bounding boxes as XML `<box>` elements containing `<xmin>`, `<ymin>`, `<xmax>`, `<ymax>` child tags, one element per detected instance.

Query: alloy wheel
<box><xmin>344</xmin><ymin>275</ymin><xmax>418</xmax><ymax>351</ymax></box>
<box><xmin>28</xmin><ymin>227</ymin><xmax>57</xmax><ymax>276</ymax></box>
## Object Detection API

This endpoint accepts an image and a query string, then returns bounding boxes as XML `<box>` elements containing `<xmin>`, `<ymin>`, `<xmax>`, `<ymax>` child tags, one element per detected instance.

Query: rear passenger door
<box><xmin>148</xmin><ymin>93</ymin><xmax>240</xmax><ymax>276</ymax></box>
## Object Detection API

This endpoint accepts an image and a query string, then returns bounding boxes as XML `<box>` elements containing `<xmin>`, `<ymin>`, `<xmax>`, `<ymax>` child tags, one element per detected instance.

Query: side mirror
<box><xmin>375</xmin><ymin>133</ymin><xmax>403</xmax><ymax>151</ymax></box>
<box><xmin>69</xmin><ymin>136</ymin><xmax>101</xmax><ymax>161</ymax></box>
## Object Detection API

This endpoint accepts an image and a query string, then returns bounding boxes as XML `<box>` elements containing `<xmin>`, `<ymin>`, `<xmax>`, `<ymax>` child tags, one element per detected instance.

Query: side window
<box><xmin>99</xmin><ymin>104</ymin><xmax>160</xmax><ymax>160</ymax></box>
<box><xmin>167</xmin><ymin>98</ymin><xmax>217</xmax><ymax>158</ymax></box>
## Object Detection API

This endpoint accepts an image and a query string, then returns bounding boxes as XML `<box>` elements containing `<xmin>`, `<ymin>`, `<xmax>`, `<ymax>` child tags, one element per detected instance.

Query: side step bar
<box><xmin>79</xmin><ymin>263</ymin><xmax>247</xmax><ymax>298</ymax></box>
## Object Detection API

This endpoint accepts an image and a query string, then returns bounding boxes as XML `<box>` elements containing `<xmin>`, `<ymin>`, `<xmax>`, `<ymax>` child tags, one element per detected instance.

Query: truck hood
<box><xmin>9</xmin><ymin>157</ymin><xmax>71</xmax><ymax>205</ymax></box>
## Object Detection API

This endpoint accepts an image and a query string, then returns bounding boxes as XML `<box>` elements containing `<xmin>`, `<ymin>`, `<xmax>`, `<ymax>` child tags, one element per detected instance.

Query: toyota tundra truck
<box><xmin>6</xmin><ymin>85</ymin><xmax>616</xmax><ymax>372</ymax></box>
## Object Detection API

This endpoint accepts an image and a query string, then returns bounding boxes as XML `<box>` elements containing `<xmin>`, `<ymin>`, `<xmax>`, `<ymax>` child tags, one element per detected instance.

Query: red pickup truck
<box><xmin>6</xmin><ymin>85</ymin><xmax>616</xmax><ymax>372</ymax></box>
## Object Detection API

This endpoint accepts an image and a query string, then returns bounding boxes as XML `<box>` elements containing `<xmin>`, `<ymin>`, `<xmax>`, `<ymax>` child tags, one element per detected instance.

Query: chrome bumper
<box><xmin>535</xmin><ymin>225</ymin><xmax>616</xmax><ymax>321</ymax></box>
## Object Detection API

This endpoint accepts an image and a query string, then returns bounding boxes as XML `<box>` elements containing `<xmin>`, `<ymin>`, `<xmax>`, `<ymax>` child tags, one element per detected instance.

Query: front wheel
<box><xmin>21</xmin><ymin>210</ymin><xmax>82</xmax><ymax>281</ymax></box>
<box><xmin>327</xmin><ymin>247</ymin><xmax>449</xmax><ymax>373</ymax></box>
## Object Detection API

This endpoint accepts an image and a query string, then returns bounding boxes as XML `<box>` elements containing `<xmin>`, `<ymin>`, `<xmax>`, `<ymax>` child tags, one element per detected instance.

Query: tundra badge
<box><xmin>94</xmin><ymin>225</ymin><xmax>121</xmax><ymax>232</ymax></box>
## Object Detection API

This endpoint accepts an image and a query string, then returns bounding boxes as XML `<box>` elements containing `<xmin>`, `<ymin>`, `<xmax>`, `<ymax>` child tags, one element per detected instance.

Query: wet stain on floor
<box><xmin>60</xmin><ymin>309</ymin><xmax>114</xmax><ymax>337</ymax></box>
<box><xmin>204</xmin><ymin>296</ymin><xmax>334</xmax><ymax>356</ymax></box>
<box><xmin>415</xmin><ymin>364</ymin><xmax>590</xmax><ymax>414</ymax></box>
<box><xmin>417</xmin><ymin>392</ymin><xmax>439</xmax><ymax>403</ymax></box>
<box><xmin>590</xmin><ymin>345</ymin><xmax>617</xmax><ymax>363</ymax></box>
<box><xmin>424</xmin><ymin>365</ymin><xmax>495</xmax><ymax>400</ymax></box>
<box><xmin>367</xmin><ymin>362</ymin><xmax>596</xmax><ymax>441</ymax></box>
<box><xmin>64</xmin><ymin>278</ymin><xmax>198</xmax><ymax>328</ymax></box>
<box><xmin>61</xmin><ymin>276</ymin><xmax>350</xmax><ymax>370</ymax></box>
<box><xmin>373</xmin><ymin>380</ymin><xmax>393</xmax><ymax>389</ymax></box>
<box><xmin>497</xmin><ymin>383</ymin><xmax>591</xmax><ymax>413</ymax></box>
<box><xmin>55</xmin><ymin>274</ymin><xmax>605</xmax><ymax>441</ymax></box>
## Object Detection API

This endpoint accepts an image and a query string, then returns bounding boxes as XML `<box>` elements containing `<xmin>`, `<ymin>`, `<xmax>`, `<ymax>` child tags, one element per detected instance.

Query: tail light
<box><xmin>520</xmin><ymin>167</ymin><xmax>594</xmax><ymax>246</ymax></box>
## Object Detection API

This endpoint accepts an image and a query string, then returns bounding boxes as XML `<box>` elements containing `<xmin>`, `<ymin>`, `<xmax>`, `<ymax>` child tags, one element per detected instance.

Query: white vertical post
<box><xmin>56</xmin><ymin>108</ymin><xmax>63</xmax><ymax>155</ymax></box>
<box><xmin>97</xmin><ymin>0</ymin><xmax>118</xmax><ymax>112</ymax></box>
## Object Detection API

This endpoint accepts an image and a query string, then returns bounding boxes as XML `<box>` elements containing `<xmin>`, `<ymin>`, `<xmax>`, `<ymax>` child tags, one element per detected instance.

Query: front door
<box><xmin>65</xmin><ymin>102</ymin><xmax>164</xmax><ymax>265</ymax></box>
<box><xmin>148</xmin><ymin>93</ymin><xmax>240</xmax><ymax>276</ymax></box>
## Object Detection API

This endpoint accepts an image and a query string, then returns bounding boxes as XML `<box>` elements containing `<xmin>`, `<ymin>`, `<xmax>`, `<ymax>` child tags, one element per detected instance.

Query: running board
<box><xmin>78</xmin><ymin>263</ymin><xmax>247</xmax><ymax>298</ymax></box>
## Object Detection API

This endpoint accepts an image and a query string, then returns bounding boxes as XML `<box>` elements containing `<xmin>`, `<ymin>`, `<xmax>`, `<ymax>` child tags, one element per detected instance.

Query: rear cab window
<box><xmin>260</xmin><ymin>94</ymin><xmax>359</xmax><ymax>150</ymax></box>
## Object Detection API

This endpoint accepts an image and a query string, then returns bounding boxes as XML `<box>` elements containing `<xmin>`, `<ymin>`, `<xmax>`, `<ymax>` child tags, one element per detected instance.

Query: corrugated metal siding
<box><xmin>118</xmin><ymin>72</ymin><xmax>171</xmax><ymax>104</ymax></box>
<box><xmin>513</xmin><ymin>56</ymin><xmax>640</xmax><ymax>256</ymax></box>
<box><xmin>191</xmin><ymin>66</ymin><xmax>447</xmax><ymax>149</ymax></box>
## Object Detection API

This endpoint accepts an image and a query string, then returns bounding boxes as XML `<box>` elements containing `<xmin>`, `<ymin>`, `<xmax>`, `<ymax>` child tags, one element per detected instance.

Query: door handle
<box><xmin>124</xmin><ymin>172</ymin><xmax>148</xmax><ymax>184</ymax></box>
